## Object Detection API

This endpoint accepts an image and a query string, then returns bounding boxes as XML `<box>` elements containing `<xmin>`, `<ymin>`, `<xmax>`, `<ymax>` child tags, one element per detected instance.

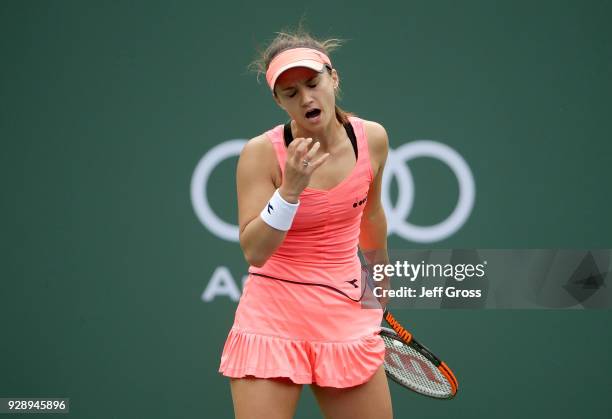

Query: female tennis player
<box><xmin>219</xmin><ymin>28</ymin><xmax>392</xmax><ymax>419</ymax></box>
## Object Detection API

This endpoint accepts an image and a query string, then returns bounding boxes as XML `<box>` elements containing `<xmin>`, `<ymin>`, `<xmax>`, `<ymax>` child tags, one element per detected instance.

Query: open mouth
<box><xmin>305</xmin><ymin>108</ymin><xmax>321</xmax><ymax>119</ymax></box>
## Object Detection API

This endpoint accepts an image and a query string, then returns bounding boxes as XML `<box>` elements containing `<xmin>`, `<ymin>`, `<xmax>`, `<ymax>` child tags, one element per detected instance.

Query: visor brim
<box><xmin>270</xmin><ymin>60</ymin><xmax>326</xmax><ymax>91</ymax></box>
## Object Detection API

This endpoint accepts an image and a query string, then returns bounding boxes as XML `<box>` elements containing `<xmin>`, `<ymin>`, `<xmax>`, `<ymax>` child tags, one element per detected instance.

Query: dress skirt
<box><xmin>218</xmin><ymin>273</ymin><xmax>385</xmax><ymax>388</ymax></box>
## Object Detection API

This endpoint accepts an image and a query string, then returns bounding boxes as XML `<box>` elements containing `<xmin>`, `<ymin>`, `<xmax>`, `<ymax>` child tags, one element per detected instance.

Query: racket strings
<box><xmin>381</xmin><ymin>333</ymin><xmax>453</xmax><ymax>398</ymax></box>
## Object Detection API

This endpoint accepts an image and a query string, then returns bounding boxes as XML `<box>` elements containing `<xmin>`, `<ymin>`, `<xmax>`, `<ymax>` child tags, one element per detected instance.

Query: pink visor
<box><xmin>265</xmin><ymin>47</ymin><xmax>332</xmax><ymax>91</ymax></box>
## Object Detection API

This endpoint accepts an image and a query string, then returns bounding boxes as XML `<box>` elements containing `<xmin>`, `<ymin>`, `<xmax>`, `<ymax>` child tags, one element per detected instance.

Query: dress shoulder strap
<box><xmin>283</xmin><ymin>120</ymin><xmax>358</xmax><ymax>160</ymax></box>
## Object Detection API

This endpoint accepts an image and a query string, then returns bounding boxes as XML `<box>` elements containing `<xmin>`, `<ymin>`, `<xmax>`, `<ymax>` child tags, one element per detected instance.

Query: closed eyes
<box><xmin>287</xmin><ymin>83</ymin><xmax>318</xmax><ymax>98</ymax></box>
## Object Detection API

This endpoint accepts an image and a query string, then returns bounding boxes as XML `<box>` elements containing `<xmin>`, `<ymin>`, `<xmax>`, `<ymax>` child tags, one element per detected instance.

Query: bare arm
<box><xmin>237</xmin><ymin>134</ymin><xmax>329</xmax><ymax>267</ymax></box>
<box><xmin>359</xmin><ymin>121</ymin><xmax>391</xmax><ymax>307</ymax></box>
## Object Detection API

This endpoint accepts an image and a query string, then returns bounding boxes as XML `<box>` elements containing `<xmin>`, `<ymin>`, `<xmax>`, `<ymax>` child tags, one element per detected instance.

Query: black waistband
<box><xmin>249</xmin><ymin>271</ymin><xmax>367</xmax><ymax>302</ymax></box>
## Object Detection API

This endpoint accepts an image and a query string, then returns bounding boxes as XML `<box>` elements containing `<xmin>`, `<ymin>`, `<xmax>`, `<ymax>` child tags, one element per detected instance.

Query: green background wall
<box><xmin>1</xmin><ymin>1</ymin><xmax>610</xmax><ymax>417</ymax></box>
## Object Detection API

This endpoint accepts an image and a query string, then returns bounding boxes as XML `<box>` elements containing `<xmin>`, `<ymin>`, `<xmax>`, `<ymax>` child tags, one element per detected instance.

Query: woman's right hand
<box><xmin>279</xmin><ymin>138</ymin><xmax>330</xmax><ymax>203</ymax></box>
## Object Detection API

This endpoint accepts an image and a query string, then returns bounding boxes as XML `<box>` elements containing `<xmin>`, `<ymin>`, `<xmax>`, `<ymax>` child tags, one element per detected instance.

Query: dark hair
<box><xmin>248</xmin><ymin>24</ymin><xmax>354</xmax><ymax>125</ymax></box>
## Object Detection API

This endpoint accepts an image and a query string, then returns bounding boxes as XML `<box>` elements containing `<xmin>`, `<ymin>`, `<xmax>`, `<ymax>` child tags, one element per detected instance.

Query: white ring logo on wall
<box><xmin>191</xmin><ymin>139</ymin><xmax>475</xmax><ymax>243</ymax></box>
<box><xmin>382</xmin><ymin>140</ymin><xmax>475</xmax><ymax>243</ymax></box>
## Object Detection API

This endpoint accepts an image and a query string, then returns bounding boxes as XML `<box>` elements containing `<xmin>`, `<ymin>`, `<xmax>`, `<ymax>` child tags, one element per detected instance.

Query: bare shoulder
<box><xmin>238</xmin><ymin>133</ymin><xmax>281</xmax><ymax>186</ymax></box>
<box><xmin>362</xmin><ymin>119</ymin><xmax>389</xmax><ymax>175</ymax></box>
<box><xmin>362</xmin><ymin>119</ymin><xmax>389</xmax><ymax>157</ymax></box>
<box><xmin>238</xmin><ymin>133</ymin><xmax>277</xmax><ymax>168</ymax></box>
<box><xmin>240</xmin><ymin>133</ymin><xmax>275</xmax><ymax>159</ymax></box>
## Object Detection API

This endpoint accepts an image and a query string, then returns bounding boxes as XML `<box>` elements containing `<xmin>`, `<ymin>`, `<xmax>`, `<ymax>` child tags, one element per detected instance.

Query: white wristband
<box><xmin>259</xmin><ymin>189</ymin><xmax>300</xmax><ymax>231</ymax></box>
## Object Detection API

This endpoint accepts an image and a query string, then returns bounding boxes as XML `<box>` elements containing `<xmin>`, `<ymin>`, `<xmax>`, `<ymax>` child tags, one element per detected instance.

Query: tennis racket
<box><xmin>381</xmin><ymin>309</ymin><xmax>458</xmax><ymax>399</ymax></box>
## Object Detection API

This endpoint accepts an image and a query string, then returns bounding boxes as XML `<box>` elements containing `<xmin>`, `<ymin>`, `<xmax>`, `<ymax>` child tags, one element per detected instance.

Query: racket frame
<box><xmin>382</xmin><ymin>310</ymin><xmax>458</xmax><ymax>398</ymax></box>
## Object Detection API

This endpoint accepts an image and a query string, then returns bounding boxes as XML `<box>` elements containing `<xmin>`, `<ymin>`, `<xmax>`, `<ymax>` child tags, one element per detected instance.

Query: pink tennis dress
<box><xmin>218</xmin><ymin>116</ymin><xmax>385</xmax><ymax>388</ymax></box>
